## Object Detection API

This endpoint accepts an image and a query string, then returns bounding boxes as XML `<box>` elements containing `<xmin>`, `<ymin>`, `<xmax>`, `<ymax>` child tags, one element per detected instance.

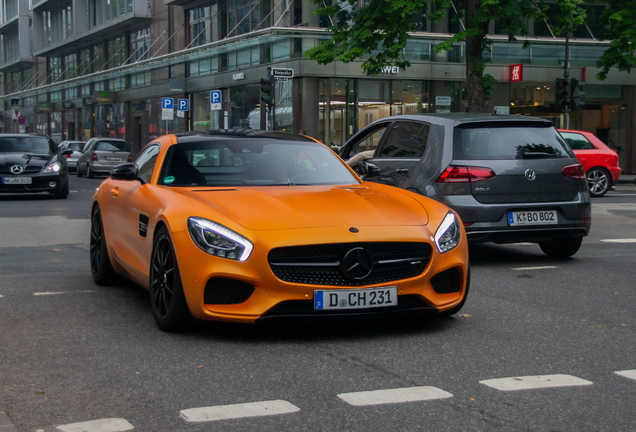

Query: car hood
<box><xmin>0</xmin><ymin>153</ymin><xmax>54</xmax><ymax>168</ymax></box>
<box><xmin>175</xmin><ymin>185</ymin><xmax>429</xmax><ymax>230</ymax></box>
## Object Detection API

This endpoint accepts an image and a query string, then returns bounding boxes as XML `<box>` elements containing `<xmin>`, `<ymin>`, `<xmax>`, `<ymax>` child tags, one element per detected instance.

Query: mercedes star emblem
<box><xmin>524</xmin><ymin>168</ymin><xmax>536</xmax><ymax>181</ymax></box>
<box><xmin>10</xmin><ymin>165</ymin><xmax>24</xmax><ymax>175</ymax></box>
<box><xmin>340</xmin><ymin>247</ymin><xmax>374</xmax><ymax>280</ymax></box>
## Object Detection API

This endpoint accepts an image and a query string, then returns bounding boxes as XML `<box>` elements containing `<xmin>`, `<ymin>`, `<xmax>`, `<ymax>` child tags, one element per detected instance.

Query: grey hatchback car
<box><xmin>339</xmin><ymin>114</ymin><xmax>591</xmax><ymax>258</ymax></box>
<box><xmin>77</xmin><ymin>137</ymin><xmax>131</xmax><ymax>178</ymax></box>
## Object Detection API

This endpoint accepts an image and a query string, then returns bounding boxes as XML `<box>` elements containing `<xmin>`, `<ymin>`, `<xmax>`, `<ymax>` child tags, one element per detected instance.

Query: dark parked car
<box><xmin>339</xmin><ymin>114</ymin><xmax>591</xmax><ymax>258</ymax></box>
<box><xmin>77</xmin><ymin>137</ymin><xmax>131</xmax><ymax>178</ymax></box>
<box><xmin>0</xmin><ymin>133</ymin><xmax>72</xmax><ymax>199</ymax></box>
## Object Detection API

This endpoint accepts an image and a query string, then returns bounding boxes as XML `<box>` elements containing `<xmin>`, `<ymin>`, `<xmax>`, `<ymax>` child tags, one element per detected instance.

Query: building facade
<box><xmin>1</xmin><ymin>0</ymin><xmax>635</xmax><ymax>173</ymax></box>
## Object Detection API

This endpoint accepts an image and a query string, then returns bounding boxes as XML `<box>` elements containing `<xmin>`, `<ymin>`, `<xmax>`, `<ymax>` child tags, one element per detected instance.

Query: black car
<box><xmin>0</xmin><ymin>134</ymin><xmax>72</xmax><ymax>199</ymax></box>
<box><xmin>339</xmin><ymin>114</ymin><xmax>592</xmax><ymax>258</ymax></box>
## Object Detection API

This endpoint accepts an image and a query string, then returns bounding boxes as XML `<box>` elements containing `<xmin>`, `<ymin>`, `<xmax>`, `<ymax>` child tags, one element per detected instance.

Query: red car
<box><xmin>559</xmin><ymin>129</ymin><xmax>622</xmax><ymax>197</ymax></box>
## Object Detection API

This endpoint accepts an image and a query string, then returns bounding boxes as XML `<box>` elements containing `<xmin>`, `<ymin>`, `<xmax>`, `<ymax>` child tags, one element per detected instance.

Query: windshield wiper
<box><xmin>522</xmin><ymin>151</ymin><xmax>556</xmax><ymax>158</ymax></box>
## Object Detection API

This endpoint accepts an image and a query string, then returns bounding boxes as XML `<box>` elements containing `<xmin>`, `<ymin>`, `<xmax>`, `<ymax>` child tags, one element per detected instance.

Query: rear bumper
<box><xmin>609</xmin><ymin>166</ymin><xmax>622</xmax><ymax>183</ymax></box>
<box><xmin>466</xmin><ymin>226</ymin><xmax>589</xmax><ymax>244</ymax></box>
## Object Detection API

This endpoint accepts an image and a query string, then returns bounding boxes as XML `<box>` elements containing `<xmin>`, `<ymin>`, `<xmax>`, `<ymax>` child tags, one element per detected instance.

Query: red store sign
<box><xmin>510</xmin><ymin>64</ymin><xmax>523</xmax><ymax>82</ymax></box>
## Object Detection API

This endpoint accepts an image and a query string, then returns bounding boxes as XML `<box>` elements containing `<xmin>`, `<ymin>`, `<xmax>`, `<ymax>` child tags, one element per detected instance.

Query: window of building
<box><xmin>188</xmin><ymin>2</ymin><xmax>219</xmax><ymax>48</ymax></box>
<box><xmin>227</xmin><ymin>0</ymin><xmax>259</xmax><ymax>38</ymax></box>
<box><xmin>42</xmin><ymin>2</ymin><xmax>73</xmax><ymax>48</ymax></box>
<box><xmin>131</xmin><ymin>29</ymin><xmax>151</xmax><ymax>87</ymax></box>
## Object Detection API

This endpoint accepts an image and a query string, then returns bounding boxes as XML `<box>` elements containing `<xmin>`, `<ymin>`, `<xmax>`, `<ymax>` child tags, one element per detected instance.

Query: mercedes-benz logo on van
<box><xmin>10</xmin><ymin>165</ymin><xmax>24</xmax><ymax>175</ymax></box>
<box><xmin>524</xmin><ymin>169</ymin><xmax>536</xmax><ymax>181</ymax></box>
<box><xmin>340</xmin><ymin>247</ymin><xmax>374</xmax><ymax>280</ymax></box>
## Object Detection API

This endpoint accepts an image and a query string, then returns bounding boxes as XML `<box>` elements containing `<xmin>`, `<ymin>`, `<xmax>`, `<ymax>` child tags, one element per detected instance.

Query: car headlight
<box><xmin>43</xmin><ymin>162</ymin><xmax>61</xmax><ymax>173</ymax></box>
<box><xmin>188</xmin><ymin>217</ymin><xmax>253</xmax><ymax>262</ymax></box>
<box><xmin>434</xmin><ymin>212</ymin><xmax>461</xmax><ymax>253</ymax></box>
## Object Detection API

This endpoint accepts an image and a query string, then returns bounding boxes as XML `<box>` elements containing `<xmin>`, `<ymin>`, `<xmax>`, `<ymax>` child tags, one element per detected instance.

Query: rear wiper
<box><xmin>522</xmin><ymin>151</ymin><xmax>556</xmax><ymax>158</ymax></box>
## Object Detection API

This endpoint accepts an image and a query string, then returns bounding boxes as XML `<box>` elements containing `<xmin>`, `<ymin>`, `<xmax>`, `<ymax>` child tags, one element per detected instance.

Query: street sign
<box><xmin>162</xmin><ymin>98</ymin><xmax>174</xmax><ymax>109</ymax></box>
<box><xmin>270</xmin><ymin>68</ymin><xmax>294</xmax><ymax>79</ymax></box>
<box><xmin>210</xmin><ymin>90</ymin><xmax>222</xmax><ymax>111</ymax></box>
<box><xmin>17</xmin><ymin>115</ymin><xmax>27</xmax><ymax>125</ymax></box>
<box><xmin>161</xmin><ymin>108</ymin><xmax>173</xmax><ymax>121</ymax></box>
<box><xmin>178</xmin><ymin>99</ymin><xmax>189</xmax><ymax>111</ymax></box>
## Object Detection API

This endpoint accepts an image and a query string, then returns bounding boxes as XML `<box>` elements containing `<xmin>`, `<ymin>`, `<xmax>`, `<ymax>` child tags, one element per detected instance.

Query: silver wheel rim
<box><xmin>587</xmin><ymin>170</ymin><xmax>608</xmax><ymax>194</ymax></box>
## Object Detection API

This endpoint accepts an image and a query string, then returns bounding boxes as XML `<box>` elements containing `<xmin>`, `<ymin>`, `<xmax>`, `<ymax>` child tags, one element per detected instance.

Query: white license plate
<box><xmin>508</xmin><ymin>210</ymin><xmax>558</xmax><ymax>226</ymax></box>
<box><xmin>314</xmin><ymin>287</ymin><xmax>397</xmax><ymax>310</ymax></box>
<box><xmin>1</xmin><ymin>177</ymin><xmax>32</xmax><ymax>185</ymax></box>
<box><xmin>105</xmin><ymin>156</ymin><xmax>121</xmax><ymax>161</ymax></box>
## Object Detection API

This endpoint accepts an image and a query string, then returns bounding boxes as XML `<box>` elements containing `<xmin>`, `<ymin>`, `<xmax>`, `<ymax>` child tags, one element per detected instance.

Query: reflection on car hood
<box><xmin>175</xmin><ymin>185</ymin><xmax>429</xmax><ymax>230</ymax></box>
<box><xmin>0</xmin><ymin>153</ymin><xmax>54</xmax><ymax>168</ymax></box>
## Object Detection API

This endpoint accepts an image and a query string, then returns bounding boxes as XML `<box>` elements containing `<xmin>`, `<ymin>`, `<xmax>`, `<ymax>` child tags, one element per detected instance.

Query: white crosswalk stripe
<box><xmin>180</xmin><ymin>400</ymin><xmax>300</xmax><ymax>423</ymax></box>
<box><xmin>55</xmin><ymin>418</ymin><xmax>133</xmax><ymax>432</ymax></box>
<box><xmin>615</xmin><ymin>370</ymin><xmax>636</xmax><ymax>380</ymax></box>
<box><xmin>480</xmin><ymin>374</ymin><xmax>593</xmax><ymax>391</ymax></box>
<box><xmin>338</xmin><ymin>386</ymin><xmax>453</xmax><ymax>406</ymax></box>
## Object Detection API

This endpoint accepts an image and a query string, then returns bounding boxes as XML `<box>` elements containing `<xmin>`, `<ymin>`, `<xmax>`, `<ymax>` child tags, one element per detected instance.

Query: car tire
<box><xmin>87</xmin><ymin>164</ymin><xmax>95</xmax><ymax>179</ymax></box>
<box><xmin>149</xmin><ymin>226</ymin><xmax>191</xmax><ymax>332</ymax></box>
<box><xmin>438</xmin><ymin>266</ymin><xmax>470</xmax><ymax>318</ymax></box>
<box><xmin>539</xmin><ymin>237</ymin><xmax>583</xmax><ymax>258</ymax></box>
<box><xmin>90</xmin><ymin>204</ymin><xmax>118</xmax><ymax>285</ymax></box>
<box><xmin>77</xmin><ymin>166</ymin><xmax>83</xmax><ymax>177</ymax></box>
<box><xmin>586</xmin><ymin>167</ymin><xmax>610</xmax><ymax>197</ymax></box>
<box><xmin>54</xmin><ymin>176</ymin><xmax>69</xmax><ymax>199</ymax></box>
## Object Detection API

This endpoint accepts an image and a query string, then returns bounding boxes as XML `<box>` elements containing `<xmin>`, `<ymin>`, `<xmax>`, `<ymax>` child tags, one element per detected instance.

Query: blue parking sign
<box><xmin>178</xmin><ymin>99</ymin><xmax>189</xmax><ymax>111</ymax></box>
<box><xmin>162</xmin><ymin>98</ymin><xmax>174</xmax><ymax>109</ymax></box>
<box><xmin>210</xmin><ymin>90</ymin><xmax>222</xmax><ymax>110</ymax></box>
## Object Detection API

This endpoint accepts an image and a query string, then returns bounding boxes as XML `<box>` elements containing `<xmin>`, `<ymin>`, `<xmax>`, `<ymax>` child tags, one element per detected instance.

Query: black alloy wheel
<box><xmin>77</xmin><ymin>166</ymin><xmax>83</xmax><ymax>177</ymax></box>
<box><xmin>586</xmin><ymin>167</ymin><xmax>610</xmax><ymax>197</ymax></box>
<box><xmin>54</xmin><ymin>176</ymin><xmax>69</xmax><ymax>199</ymax></box>
<box><xmin>87</xmin><ymin>164</ymin><xmax>95</xmax><ymax>178</ymax></box>
<box><xmin>90</xmin><ymin>204</ymin><xmax>117</xmax><ymax>285</ymax></box>
<box><xmin>149</xmin><ymin>226</ymin><xmax>190</xmax><ymax>331</ymax></box>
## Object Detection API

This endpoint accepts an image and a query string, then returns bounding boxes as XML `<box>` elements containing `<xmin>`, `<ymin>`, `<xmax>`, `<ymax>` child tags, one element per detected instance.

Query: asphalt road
<box><xmin>1</xmin><ymin>175</ymin><xmax>635</xmax><ymax>432</ymax></box>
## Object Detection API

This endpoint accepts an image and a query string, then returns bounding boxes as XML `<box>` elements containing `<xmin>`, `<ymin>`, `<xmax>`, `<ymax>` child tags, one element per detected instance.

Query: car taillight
<box><xmin>127</xmin><ymin>155</ymin><xmax>132</xmax><ymax>162</ymax></box>
<box><xmin>65</xmin><ymin>154</ymin><xmax>71</xmax><ymax>158</ymax></box>
<box><xmin>437</xmin><ymin>166</ymin><xmax>495</xmax><ymax>183</ymax></box>
<box><xmin>92</xmin><ymin>153</ymin><xmax>98</xmax><ymax>161</ymax></box>
<box><xmin>562</xmin><ymin>163</ymin><xmax>585</xmax><ymax>180</ymax></box>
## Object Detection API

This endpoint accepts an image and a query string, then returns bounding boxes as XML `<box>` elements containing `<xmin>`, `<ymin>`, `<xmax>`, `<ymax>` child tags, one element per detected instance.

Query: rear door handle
<box><xmin>396</xmin><ymin>168</ymin><xmax>409</xmax><ymax>174</ymax></box>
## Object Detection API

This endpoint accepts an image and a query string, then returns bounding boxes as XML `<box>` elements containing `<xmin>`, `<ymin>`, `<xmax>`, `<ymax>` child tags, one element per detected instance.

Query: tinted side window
<box><xmin>560</xmin><ymin>132</ymin><xmax>596</xmax><ymax>150</ymax></box>
<box><xmin>135</xmin><ymin>144</ymin><xmax>160</xmax><ymax>183</ymax></box>
<box><xmin>347</xmin><ymin>123</ymin><xmax>390</xmax><ymax>157</ymax></box>
<box><xmin>378</xmin><ymin>122</ymin><xmax>424</xmax><ymax>158</ymax></box>
<box><xmin>409</xmin><ymin>124</ymin><xmax>430</xmax><ymax>158</ymax></box>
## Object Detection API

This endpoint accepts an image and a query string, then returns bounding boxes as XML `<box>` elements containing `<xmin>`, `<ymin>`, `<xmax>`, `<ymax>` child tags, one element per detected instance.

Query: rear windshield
<box><xmin>0</xmin><ymin>136</ymin><xmax>55</xmax><ymax>154</ymax></box>
<box><xmin>453</xmin><ymin>124</ymin><xmax>574</xmax><ymax>160</ymax></box>
<box><xmin>96</xmin><ymin>141</ymin><xmax>130</xmax><ymax>152</ymax></box>
<box><xmin>159</xmin><ymin>140</ymin><xmax>358</xmax><ymax>187</ymax></box>
<box><xmin>68</xmin><ymin>142</ymin><xmax>86</xmax><ymax>152</ymax></box>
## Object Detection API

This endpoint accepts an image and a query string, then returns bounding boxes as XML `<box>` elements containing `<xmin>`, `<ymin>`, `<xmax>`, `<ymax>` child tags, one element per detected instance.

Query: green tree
<box><xmin>304</xmin><ymin>0</ymin><xmax>630</xmax><ymax>113</ymax></box>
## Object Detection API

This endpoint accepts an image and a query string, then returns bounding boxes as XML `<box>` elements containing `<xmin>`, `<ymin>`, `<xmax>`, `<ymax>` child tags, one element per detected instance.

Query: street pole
<box><xmin>563</xmin><ymin>23</ymin><xmax>570</xmax><ymax>129</ymax></box>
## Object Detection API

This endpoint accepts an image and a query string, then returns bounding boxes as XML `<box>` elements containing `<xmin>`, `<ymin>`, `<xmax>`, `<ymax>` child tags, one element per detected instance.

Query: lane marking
<box><xmin>56</xmin><ymin>418</ymin><xmax>133</xmax><ymax>432</ymax></box>
<box><xmin>480</xmin><ymin>374</ymin><xmax>592</xmax><ymax>391</ymax></box>
<box><xmin>33</xmin><ymin>291</ymin><xmax>96</xmax><ymax>296</ymax></box>
<box><xmin>0</xmin><ymin>294</ymin><xmax>4</xmax><ymax>298</ymax></box>
<box><xmin>615</xmin><ymin>370</ymin><xmax>636</xmax><ymax>381</ymax></box>
<box><xmin>512</xmin><ymin>266</ymin><xmax>557</xmax><ymax>271</ymax></box>
<box><xmin>600</xmin><ymin>239</ymin><xmax>636</xmax><ymax>243</ymax></box>
<box><xmin>338</xmin><ymin>386</ymin><xmax>453</xmax><ymax>406</ymax></box>
<box><xmin>180</xmin><ymin>400</ymin><xmax>299</xmax><ymax>423</ymax></box>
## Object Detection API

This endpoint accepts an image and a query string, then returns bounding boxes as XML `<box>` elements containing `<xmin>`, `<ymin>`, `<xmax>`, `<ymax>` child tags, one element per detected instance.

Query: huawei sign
<box><xmin>511</xmin><ymin>64</ymin><xmax>523</xmax><ymax>82</ymax></box>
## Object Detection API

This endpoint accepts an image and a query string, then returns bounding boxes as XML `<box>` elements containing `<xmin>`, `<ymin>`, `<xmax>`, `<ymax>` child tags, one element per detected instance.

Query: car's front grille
<box><xmin>0</xmin><ymin>166</ymin><xmax>42</xmax><ymax>175</ymax></box>
<box><xmin>268</xmin><ymin>242</ymin><xmax>432</xmax><ymax>286</ymax></box>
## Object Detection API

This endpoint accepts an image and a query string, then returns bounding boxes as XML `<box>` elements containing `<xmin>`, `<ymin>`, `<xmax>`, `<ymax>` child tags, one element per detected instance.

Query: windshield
<box><xmin>453</xmin><ymin>124</ymin><xmax>574</xmax><ymax>160</ymax></box>
<box><xmin>159</xmin><ymin>140</ymin><xmax>359</xmax><ymax>187</ymax></box>
<box><xmin>95</xmin><ymin>141</ymin><xmax>131</xmax><ymax>152</ymax></box>
<box><xmin>0</xmin><ymin>136</ymin><xmax>55</xmax><ymax>154</ymax></box>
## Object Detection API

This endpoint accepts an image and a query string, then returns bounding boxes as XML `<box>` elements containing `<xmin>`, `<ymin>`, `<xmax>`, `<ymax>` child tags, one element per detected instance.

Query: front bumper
<box><xmin>171</xmin><ymin>225</ymin><xmax>470</xmax><ymax>323</ymax></box>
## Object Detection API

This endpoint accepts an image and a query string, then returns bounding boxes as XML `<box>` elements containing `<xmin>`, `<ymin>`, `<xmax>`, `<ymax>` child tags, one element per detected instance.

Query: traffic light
<box><xmin>570</xmin><ymin>78</ymin><xmax>585</xmax><ymax>110</ymax></box>
<box><xmin>555</xmin><ymin>78</ymin><xmax>569</xmax><ymax>111</ymax></box>
<box><xmin>260</xmin><ymin>76</ymin><xmax>274</xmax><ymax>106</ymax></box>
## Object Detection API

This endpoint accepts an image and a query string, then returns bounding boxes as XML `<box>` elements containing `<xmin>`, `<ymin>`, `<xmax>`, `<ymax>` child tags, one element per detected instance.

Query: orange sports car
<box><xmin>90</xmin><ymin>130</ymin><xmax>469</xmax><ymax>331</ymax></box>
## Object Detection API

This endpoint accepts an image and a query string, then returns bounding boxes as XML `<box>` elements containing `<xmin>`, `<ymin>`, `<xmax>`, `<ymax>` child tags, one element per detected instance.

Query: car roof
<box><xmin>90</xmin><ymin>137</ymin><xmax>126</xmax><ymax>141</ymax></box>
<box><xmin>369</xmin><ymin>113</ymin><xmax>554</xmax><ymax>127</ymax></box>
<box><xmin>173</xmin><ymin>130</ymin><xmax>319</xmax><ymax>144</ymax></box>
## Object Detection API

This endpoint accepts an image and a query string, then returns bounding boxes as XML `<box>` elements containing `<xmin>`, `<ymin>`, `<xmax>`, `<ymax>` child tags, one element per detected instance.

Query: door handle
<box><xmin>396</xmin><ymin>168</ymin><xmax>409</xmax><ymax>174</ymax></box>
<box><xmin>111</xmin><ymin>187</ymin><xmax>119</xmax><ymax>197</ymax></box>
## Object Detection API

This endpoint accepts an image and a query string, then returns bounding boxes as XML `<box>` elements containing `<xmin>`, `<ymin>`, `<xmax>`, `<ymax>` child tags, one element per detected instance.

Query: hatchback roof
<box><xmin>370</xmin><ymin>113</ymin><xmax>554</xmax><ymax>127</ymax></box>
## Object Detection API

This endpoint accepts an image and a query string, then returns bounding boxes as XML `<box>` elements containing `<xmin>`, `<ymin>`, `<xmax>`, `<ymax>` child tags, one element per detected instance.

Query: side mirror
<box><xmin>111</xmin><ymin>163</ymin><xmax>142</xmax><ymax>182</ymax></box>
<box><xmin>357</xmin><ymin>161</ymin><xmax>380</xmax><ymax>179</ymax></box>
<box><xmin>61</xmin><ymin>148</ymin><xmax>73</xmax><ymax>156</ymax></box>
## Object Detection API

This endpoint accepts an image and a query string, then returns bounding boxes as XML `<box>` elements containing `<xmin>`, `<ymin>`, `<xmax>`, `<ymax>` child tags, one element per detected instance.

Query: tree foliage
<box><xmin>304</xmin><ymin>0</ymin><xmax>632</xmax><ymax>112</ymax></box>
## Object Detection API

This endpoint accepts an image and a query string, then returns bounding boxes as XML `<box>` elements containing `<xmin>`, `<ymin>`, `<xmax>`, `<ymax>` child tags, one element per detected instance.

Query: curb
<box><xmin>0</xmin><ymin>410</ymin><xmax>18</xmax><ymax>432</ymax></box>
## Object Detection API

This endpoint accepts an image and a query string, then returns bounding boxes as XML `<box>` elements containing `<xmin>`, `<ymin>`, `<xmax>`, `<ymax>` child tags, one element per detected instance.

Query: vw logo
<box><xmin>10</xmin><ymin>165</ymin><xmax>24</xmax><ymax>175</ymax></box>
<box><xmin>340</xmin><ymin>247</ymin><xmax>374</xmax><ymax>280</ymax></box>
<box><xmin>524</xmin><ymin>169</ymin><xmax>536</xmax><ymax>181</ymax></box>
